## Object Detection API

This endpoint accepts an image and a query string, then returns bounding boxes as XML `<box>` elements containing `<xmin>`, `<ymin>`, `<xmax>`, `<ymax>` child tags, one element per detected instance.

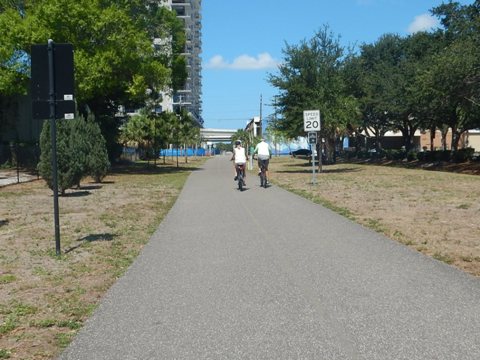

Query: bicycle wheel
<box><xmin>238</xmin><ymin>173</ymin><xmax>243</xmax><ymax>191</ymax></box>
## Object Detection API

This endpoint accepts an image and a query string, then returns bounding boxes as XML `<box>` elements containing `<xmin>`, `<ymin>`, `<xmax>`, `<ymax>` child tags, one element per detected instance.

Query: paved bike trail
<box><xmin>59</xmin><ymin>156</ymin><xmax>480</xmax><ymax>360</ymax></box>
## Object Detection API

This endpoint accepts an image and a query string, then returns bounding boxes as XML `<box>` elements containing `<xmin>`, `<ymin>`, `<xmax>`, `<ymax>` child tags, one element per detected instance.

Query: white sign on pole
<box><xmin>303</xmin><ymin>110</ymin><xmax>321</xmax><ymax>132</ymax></box>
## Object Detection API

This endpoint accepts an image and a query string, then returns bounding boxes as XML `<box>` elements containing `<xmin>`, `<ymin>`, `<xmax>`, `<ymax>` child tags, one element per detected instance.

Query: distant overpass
<box><xmin>200</xmin><ymin>128</ymin><xmax>237</xmax><ymax>142</ymax></box>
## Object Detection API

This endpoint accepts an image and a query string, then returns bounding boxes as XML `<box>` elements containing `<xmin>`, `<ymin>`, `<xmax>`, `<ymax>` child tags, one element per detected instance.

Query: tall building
<box><xmin>160</xmin><ymin>0</ymin><xmax>203</xmax><ymax>126</ymax></box>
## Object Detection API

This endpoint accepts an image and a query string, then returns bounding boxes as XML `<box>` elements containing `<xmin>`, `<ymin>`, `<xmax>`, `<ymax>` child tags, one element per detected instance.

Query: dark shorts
<box><xmin>258</xmin><ymin>159</ymin><xmax>269</xmax><ymax>171</ymax></box>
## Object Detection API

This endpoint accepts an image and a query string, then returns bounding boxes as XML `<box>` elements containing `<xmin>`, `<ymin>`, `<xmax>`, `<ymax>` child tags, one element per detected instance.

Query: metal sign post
<box><xmin>31</xmin><ymin>40</ymin><xmax>75</xmax><ymax>256</ymax></box>
<box><xmin>308</xmin><ymin>132</ymin><xmax>317</xmax><ymax>184</ymax></box>
<box><xmin>47</xmin><ymin>40</ymin><xmax>61</xmax><ymax>255</ymax></box>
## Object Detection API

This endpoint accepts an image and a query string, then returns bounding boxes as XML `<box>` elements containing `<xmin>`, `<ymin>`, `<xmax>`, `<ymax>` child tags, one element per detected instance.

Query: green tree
<box><xmin>38</xmin><ymin>114</ymin><xmax>110</xmax><ymax>193</ymax></box>
<box><xmin>84</xmin><ymin>114</ymin><xmax>110</xmax><ymax>182</ymax></box>
<box><xmin>264</xmin><ymin>115</ymin><xmax>294</xmax><ymax>156</ymax></box>
<box><xmin>119</xmin><ymin>110</ymin><xmax>154</xmax><ymax>160</ymax></box>
<box><xmin>342</xmin><ymin>44</ymin><xmax>393</xmax><ymax>151</ymax></box>
<box><xmin>157</xmin><ymin>111</ymin><xmax>178</xmax><ymax>164</ymax></box>
<box><xmin>166</xmin><ymin>109</ymin><xmax>201</xmax><ymax>165</ymax></box>
<box><xmin>38</xmin><ymin>119</ymin><xmax>83</xmax><ymax>195</ymax></box>
<box><xmin>0</xmin><ymin>0</ymin><xmax>185</xmax><ymax>160</ymax></box>
<box><xmin>231</xmin><ymin>129</ymin><xmax>252</xmax><ymax>152</ymax></box>
<box><xmin>347</xmin><ymin>33</ymin><xmax>440</xmax><ymax>153</ymax></box>
<box><xmin>268</xmin><ymin>26</ymin><xmax>359</xmax><ymax>163</ymax></box>
<box><xmin>419</xmin><ymin>1</ymin><xmax>480</xmax><ymax>150</ymax></box>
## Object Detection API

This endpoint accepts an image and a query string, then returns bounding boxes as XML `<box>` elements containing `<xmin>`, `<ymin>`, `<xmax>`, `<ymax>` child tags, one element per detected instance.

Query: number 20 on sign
<box><xmin>303</xmin><ymin>110</ymin><xmax>321</xmax><ymax>131</ymax></box>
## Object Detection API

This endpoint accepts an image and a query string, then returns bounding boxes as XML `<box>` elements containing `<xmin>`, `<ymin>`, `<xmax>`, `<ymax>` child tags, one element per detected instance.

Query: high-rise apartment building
<box><xmin>159</xmin><ymin>0</ymin><xmax>203</xmax><ymax>125</ymax></box>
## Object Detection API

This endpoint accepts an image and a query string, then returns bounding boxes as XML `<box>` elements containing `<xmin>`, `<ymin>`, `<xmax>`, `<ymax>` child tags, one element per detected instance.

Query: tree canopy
<box><xmin>0</xmin><ymin>0</ymin><xmax>187</xmax><ymax>158</ymax></box>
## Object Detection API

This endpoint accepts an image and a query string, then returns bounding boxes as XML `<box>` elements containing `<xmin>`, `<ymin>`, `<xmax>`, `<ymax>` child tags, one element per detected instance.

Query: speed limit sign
<box><xmin>303</xmin><ymin>110</ymin><xmax>321</xmax><ymax>131</ymax></box>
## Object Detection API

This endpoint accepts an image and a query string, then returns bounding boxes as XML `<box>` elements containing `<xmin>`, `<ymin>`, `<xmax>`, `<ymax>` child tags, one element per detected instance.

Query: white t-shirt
<box><xmin>255</xmin><ymin>141</ymin><xmax>270</xmax><ymax>160</ymax></box>
<box><xmin>233</xmin><ymin>147</ymin><xmax>247</xmax><ymax>164</ymax></box>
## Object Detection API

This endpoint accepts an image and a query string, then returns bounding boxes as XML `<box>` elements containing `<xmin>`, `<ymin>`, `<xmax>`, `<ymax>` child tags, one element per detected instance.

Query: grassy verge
<box><xmin>268</xmin><ymin>156</ymin><xmax>480</xmax><ymax>277</ymax></box>
<box><xmin>0</xmin><ymin>158</ymin><xmax>206</xmax><ymax>360</ymax></box>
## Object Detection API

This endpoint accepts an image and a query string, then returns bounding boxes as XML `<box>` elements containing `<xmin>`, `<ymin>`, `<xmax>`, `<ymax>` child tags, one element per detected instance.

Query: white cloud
<box><xmin>205</xmin><ymin>55</ymin><xmax>229</xmax><ymax>69</ymax></box>
<box><xmin>204</xmin><ymin>52</ymin><xmax>279</xmax><ymax>70</ymax></box>
<box><xmin>408</xmin><ymin>14</ymin><xmax>439</xmax><ymax>34</ymax></box>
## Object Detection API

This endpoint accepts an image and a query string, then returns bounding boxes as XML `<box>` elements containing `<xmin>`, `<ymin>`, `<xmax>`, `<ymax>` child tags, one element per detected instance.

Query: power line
<box><xmin>206</xmin><ymin>118</ymin><xmax>252</xmax><ymax>121</ymax></box>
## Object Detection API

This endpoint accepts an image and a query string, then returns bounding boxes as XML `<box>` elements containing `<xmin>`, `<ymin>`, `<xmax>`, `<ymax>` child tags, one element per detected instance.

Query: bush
<box><xmin>417</xmin><ymin>151</ymin><xmax>427</xmax><ymax>161</ymax></box>
<box><xmin>407</xmin><ymin>150</ymin><xmax>417</xmax><ymax>162</ymax></box>
<box><xmin>38</xmin><ymin>115</ymin><xmax>110</xmax><ymax>194</ymax></box>
<box><xmin>376</xmin><ymin>149</ymin><xmax>386</xmax><ymax>159</ymax></box>
<box><xmin>38</xmin><ymin>120</ymin><xmax>84</xmax><ymax>194</ymax></box>
<box><xmin>424</xmin><ymin>151</ymin><xmax>436</xmax><ymax>162</ymax></box>
<box><xmin>356</xmin><ymin>150</ymin><xmax>369</xmax><ymax>159</ymax></box>
<box><xmin>342</xmin><ymin>150</ymin><xmax>356</xmax><ymax>160</ymax></box>
<box><xmin>434</xmin><ymin>150</ymin><xmax>451</xmax><ymax>162</ymax></box>
<box><xmin>84</xmin><ymin>115</ymin><xmax>110</xmax><ymax>182</ymax></box>
<box><xmin>452</xmin><ymin>148</ymin><xmax>475</xmax><ymax>163</ymax></box>
<box><xmin>385</xmin><ymin>149</ymin><xmax>406</xmax><ymax>160</ymax></box>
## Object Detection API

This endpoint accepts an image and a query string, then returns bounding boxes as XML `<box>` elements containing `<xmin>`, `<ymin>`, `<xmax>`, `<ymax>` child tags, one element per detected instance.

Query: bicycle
<box><xmin>256</xmin><ymin>157</ymin><xmax>268</xmax><ymax>188</ymax></box>
<box><xmin>235</xmin><ymin>164</ymin><xmax>246</xmax><ymax>191</ymax></box>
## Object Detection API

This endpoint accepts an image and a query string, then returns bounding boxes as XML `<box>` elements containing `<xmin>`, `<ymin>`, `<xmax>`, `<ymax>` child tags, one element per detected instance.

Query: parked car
<box><xmin>290</xmin><ymin>149</ymin><xmax>312</xmax><ymax>158</ymax></box>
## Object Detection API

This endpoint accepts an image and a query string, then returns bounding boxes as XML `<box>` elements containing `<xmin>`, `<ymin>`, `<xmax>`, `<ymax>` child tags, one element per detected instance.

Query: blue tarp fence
<box><xmin>159</xmin><ymin>148</ymin><xmax>209</xmax><ymax>157</ymax></box>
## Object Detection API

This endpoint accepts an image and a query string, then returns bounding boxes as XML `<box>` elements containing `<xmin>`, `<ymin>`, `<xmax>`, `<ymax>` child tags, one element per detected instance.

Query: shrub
<box><xmin>385</xmin><ymin>149</ymin><xmax>406</xmax><ymax>160</ymax></box>
<box><xmin>38</xmin><ymin>120</ymin><xmax>84</xmax><ymax>194</ymax></box>
<box><xmin>407</xmin><ymin>150</ymin><xmax>417</xmax><ymax>162</ymax></box>
<box><xmin>384</xmin><ymin>150</ymin><xmax>394</xmax><ymax>160</ymax></box>
<box><xmin>424</xmin><ymin>151</ymin><xmax>436</xmax><ymax>162</ymax></box>
<box><xmin>342</xmin><ymin>150</ymin><xmax>356</xmax><ymax>160</ymax></box>
<box><xmin>434</xmin><ymin>150</ymin><xmax>451</xmax><ymax>162</ymax></box>
<box><xmin>452</xmin><ymin>148</ymin><xmax>475</xmax><ymax>163</ymax></box>
<box><xmin>84</xmin><ymin>115</ymin><xmax>110</xmax><ymax>182</ymax></box>
<box><xmin>376</xmin><ymin>149</ymin><xmax>386</xmax><ymax>159</ymax></box>
<box><xmin>356</xmin><ymin>150</ymin><xmax>369</xmax><ymax>159</ymax></box>
<box><xmin>38</xmin><ymin>115</ymin><xmax>110</xmax><ymax>194</ymax></box>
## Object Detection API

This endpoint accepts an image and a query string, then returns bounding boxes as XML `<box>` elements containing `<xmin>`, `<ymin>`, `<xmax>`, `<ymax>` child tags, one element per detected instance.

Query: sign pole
<box><xmin>308</xmin><ymin>131</ymin><xmax>318</xmax><ymax>184</ymax></box>
<box><xmin>48</xmin><ymin>39</ymin><xmax>61</xmax><ymax>255</ymax></box>
<box><xmin>32</xmin><ymin>41</ymin><xmax>75</xmax><ymax>256</ymax></box>
<box><xmin>312</xmin><ymin>145</ymin><xmax>316</xmax><ymax>184</ymax></box>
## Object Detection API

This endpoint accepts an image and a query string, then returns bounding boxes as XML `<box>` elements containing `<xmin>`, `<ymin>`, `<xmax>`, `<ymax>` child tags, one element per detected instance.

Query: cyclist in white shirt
<box><xmin>254</xmin><ymin>138</ymin><xmax>271</xmax><ymax>182</ymax></box>
<box><xmin>231</xmin><ymin>140</ymin><xmax>247</xmax><ymax>185</ymax></box>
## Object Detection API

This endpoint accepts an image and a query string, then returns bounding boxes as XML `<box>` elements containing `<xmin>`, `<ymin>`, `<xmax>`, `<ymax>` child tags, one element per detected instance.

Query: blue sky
<box><xmin>201</xmin><ymin>0</ymin><xmax>473</xmax><ymax>130</ymax></box>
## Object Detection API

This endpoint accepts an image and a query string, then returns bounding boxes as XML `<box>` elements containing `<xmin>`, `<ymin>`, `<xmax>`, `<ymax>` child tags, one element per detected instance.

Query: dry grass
<box><xmin>0</xmin><ymin>159</ymin><xmax>205</xmax><ymax>360</ymax></box>
<box><xmin>268</xmin><ymin>157</ymin><xmax>480</xmax><ymax>277</ymax></box>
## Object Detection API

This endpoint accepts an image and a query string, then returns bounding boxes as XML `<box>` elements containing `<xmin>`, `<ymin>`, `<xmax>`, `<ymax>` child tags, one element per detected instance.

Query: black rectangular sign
<box><xmin>31</xmin><ymin>43</ymin><xmax>75</xmax><ymax>119</ymax></box>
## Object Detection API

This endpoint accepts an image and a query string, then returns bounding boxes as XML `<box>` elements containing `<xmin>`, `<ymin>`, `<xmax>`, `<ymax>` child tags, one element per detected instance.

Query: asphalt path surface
<box><xmin>59</xmin><ymin>156</ymin><xmax>480</xmax><ymax>360</ymax></box>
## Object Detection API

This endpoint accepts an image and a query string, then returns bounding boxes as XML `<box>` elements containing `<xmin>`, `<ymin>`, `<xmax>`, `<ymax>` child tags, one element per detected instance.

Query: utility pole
<box><xmin>273</xmin><ymin>95</ymin><xmax>278</xmax><ymax>156</ymax></box>
<box><xmin>259</xmin><ymin>94</ymin><xmax>263</xmax><ymax>138</ymax></box>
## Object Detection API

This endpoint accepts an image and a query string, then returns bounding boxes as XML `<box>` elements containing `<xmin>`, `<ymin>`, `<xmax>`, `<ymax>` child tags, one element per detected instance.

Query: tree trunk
<box><xmin>430</xmin><ymin>126</ymin><xmax>435</xmax><ymax>152</ymax></box>
<box><xmin>316</xmin><ymin>142</ymin><xmax>322</xmax><ymax>173</ymax></box>
<box><xmin>451</xmin><ymin>127</ymin><xmax>462</xmax><ymax>151</ymax></box>
<box><xmin>441</xmin><ymin>128</ymin><xmax>448</xmax><ymax>150</ymax></box>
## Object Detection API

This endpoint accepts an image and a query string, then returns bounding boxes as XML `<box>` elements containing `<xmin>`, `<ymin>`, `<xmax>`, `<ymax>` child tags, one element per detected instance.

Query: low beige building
<box><xmin>464</xmin><ymin>130</ymin><xmax>480</xmax><ymax>151</ymax></box>
<box><xmin>420</xmin><ymin>129</ymin><xmax>480</xmax><ymax>151</ymax></box>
